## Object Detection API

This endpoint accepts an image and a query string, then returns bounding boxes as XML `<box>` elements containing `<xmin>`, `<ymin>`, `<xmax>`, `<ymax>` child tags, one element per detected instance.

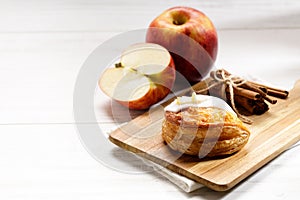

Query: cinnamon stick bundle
<box><xmin>233</xmin><ymin>95</ymin><xmax>269</xmax><ymax>116</ymax></box>
<box><xmin>193</xmin><ymin>69</ymin><xmax>289</xmax><ymax>121</ymax></box>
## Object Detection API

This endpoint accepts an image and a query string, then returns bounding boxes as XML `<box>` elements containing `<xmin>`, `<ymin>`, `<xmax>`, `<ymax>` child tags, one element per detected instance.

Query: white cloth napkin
<box><xmin>141</xmin><ymin>158</ymin><xmax>203</xmax><ymax>192</ymax></box>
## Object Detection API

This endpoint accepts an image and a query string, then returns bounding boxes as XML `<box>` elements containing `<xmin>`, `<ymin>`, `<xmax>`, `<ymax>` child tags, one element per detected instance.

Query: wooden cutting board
<box><xmin>109</xmin><ymin>80</ymin><xmax>300</xmax><ymax>191</ymax></box>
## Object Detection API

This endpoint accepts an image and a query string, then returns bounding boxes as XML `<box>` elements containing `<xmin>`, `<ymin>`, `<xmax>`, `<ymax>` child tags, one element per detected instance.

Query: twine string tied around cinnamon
<box><xmin>196</xmin><ymin>69</ymin><xmax>253</xmax><ymax>124</ymax></box>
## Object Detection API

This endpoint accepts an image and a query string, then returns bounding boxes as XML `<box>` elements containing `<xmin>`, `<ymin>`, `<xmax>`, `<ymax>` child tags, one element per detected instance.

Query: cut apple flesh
<box><xmin>100</xmin><ymin>67</ymin><xmax>151</xmax><ymax>102</ymax></box>
<box><xmin>99</xmin><ymin>43</ymin><xmax>175</xmax><ymax>110</ymax></box>
<box><xmin>121</xmin><ymin>43</ymin><xmax>171</xmax><ymax>75</ymax></box>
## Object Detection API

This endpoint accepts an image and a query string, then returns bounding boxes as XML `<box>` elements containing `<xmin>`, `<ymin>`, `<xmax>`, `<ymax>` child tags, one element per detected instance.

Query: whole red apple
<box><xmin>146</xmin><ymin>6</ymin><xmax>218</xmax><ymax>83</ymax></box>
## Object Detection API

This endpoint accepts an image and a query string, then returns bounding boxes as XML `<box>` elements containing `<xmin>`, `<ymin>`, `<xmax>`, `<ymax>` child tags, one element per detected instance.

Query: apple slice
<box><xmin>99</xmin><ymin>43</ymin><xmax>176</xmax><ymax>110</ymax></box>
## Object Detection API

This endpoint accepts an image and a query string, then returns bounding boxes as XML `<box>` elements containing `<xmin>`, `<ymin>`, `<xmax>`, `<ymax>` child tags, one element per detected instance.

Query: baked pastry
<box><xmin>162</xmin><ymin>93</ymin><xmax>250</xmax><ymax>157</ymax></box>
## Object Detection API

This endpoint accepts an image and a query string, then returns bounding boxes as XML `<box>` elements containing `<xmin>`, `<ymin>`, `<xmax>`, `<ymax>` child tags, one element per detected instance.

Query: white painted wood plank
<box><xmin>0</xmin><ymin>0</ymin><xmax>299</xmax><ymax>32</ymax></box>
<box><xmin>0</xmin><ymin>124</ymin><xmax>180</xmax><ymax>199</ymax></box>
<box><xmin>0</xmin><ymin>32</ymin><xmax>112</xmax><ymax>124</ymax></box>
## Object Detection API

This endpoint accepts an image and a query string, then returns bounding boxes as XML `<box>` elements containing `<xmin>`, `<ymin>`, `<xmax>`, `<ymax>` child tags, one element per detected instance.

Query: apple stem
<box><xmin>115</xmin><ymin>62</ymin><xmax>124</xmax><ymax>68</ymax></box>
<box><xmin>173</xmin><ymin>20</ymin><xmax>180</xmax><ymax>25</ymax></box>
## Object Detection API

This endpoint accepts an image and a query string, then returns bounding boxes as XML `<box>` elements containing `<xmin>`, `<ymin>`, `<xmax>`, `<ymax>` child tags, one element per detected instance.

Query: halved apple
<box><xmin>99</xmin><ymin>43</ymin><xmax>176</xmax><ymax>110</ymax></box>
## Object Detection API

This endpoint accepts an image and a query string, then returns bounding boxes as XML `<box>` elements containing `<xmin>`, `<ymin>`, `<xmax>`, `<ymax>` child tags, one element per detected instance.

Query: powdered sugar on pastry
<box><xmin>165</xmin><ymin>92</ymin><xmax>236</xmax><ymax>116</ymax></box>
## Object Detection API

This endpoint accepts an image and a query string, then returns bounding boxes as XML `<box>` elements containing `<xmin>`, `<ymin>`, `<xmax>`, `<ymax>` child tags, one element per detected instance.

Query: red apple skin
<box><xmin>146</xmin><ymin>6</ymin><xmax>218</xmax><ymax>83</ymax></box>
<box><xmin>117</xmin><ymin>57</ymin><xmax>175</xmax><ymax>110</ymax></box>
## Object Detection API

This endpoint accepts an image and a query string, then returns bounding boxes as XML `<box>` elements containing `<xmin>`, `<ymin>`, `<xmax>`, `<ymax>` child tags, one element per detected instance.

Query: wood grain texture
<box><xmin>109</xmin><ymin>79</ymin><xmax>300</xmax><ymax>191</ymax></box>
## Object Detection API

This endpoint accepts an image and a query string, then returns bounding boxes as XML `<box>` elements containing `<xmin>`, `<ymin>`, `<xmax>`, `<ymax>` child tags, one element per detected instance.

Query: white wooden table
<box><xmin>1</xmin><ymin>0</ymin><xmax>300</xmax><ymax>199</ymax></box>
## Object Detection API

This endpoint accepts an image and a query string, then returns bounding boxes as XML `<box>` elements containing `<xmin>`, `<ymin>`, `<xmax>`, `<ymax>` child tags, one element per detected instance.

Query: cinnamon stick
<box><xmin>263</xmin><ymin>95</ymin><xmax>277</xmax><ymax>104</ymax></box>
<box><xmin>240</xmin><ymin>82</ymin><xmax>268</xmax><ymax>96</ymax></box>
<box><xmin>233</xmin><ymin>95</ymin><xmax>256</xmax><ymax>115</ymax></box>
<box><xmin>226</xmin><ymin>93</ymin><xmax>269</xmax><ymax>115</ymax></box>
<box><xmin>253</xmin><ymin>100</ymin><xmax>270</xmax><ymax>115</ymax></box>
<box><xmin>265</xmin><ymin>88</ymin><xmax>289</xmax><ymax>99</ymax></box>
<box><xmin>239</xmin><ymin>82</ymin><xmax>277</xmax><ymax>104</ymax></box>
<box><xmin>247</xmin><ymin>81</ymin><xmax>289</xmax><ymax>99</ymax></box>
<box><xmin>226</xmin><ymin>86</ymin><xmax>261</xmax><ymax>100</ymax></box>
<box><xmin>233</xmin><ymin>95</ymin><xmax>269</xmax><ymax>115</ymax></box>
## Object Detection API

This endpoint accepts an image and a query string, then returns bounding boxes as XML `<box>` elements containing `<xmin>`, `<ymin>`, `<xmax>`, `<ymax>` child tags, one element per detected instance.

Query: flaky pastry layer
<box><xmin>162</xmin><ymin>107</ymin><xmax>250</xmax><ymax>157</ymax></box>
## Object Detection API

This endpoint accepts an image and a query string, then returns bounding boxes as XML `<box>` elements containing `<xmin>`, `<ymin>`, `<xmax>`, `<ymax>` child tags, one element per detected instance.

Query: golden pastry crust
<box><xmin>162</xmin><ymin>107</ymin><xmax>250</xmax><ymax>157</ymax></box>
